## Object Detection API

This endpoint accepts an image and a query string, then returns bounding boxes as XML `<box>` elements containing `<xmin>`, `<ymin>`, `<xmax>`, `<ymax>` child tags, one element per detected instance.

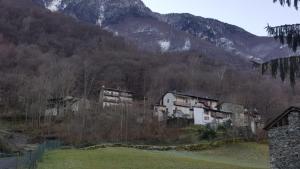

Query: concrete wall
<box><xmin>163</xmin><ymin>93</ymin><xmax>177</xmax><ymax>117</ymax></box>
<box><xmin>268</xmin><ymin>112</ymin><xmax>300</xmax><ymax>169</ymax></box>
<box><xmin>193</xmin><ymin>108</ymin><xmax>214</xmax><ymax>125</ymax></box>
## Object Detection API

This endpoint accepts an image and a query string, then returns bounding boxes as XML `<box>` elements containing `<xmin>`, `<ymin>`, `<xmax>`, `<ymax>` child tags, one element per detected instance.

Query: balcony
<box><xmin>174</xmin><ymin>101</ymin><xmax>191</xmax><ymax>107</ymax></box>
<box><xmin>120</xmin><ymin>93</ymin><xmax>133</xmax><ymax>98</ymax></box>
<box><xmin>211</xmin><ymin>111</ymin><xmax>229</xmax><ymax>119</ymax></box>
<box><xmin>103</xmin><ymin>92</ymin><xmax>120</xmax><ymax>97</ymax></box>
<box><xmin>103</xmin><ymin>98</ymin><xmax>120</xmax><ymax>103</ymax></box>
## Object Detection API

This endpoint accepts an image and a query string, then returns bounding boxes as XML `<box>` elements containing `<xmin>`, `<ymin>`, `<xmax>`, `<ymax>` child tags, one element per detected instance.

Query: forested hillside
<box><xmin>0</xmin><ymin>0</ymin><xmax>298</xmax><ymax>133</ymax></box>
<box><xmin>33</xmin><ymin>0</ymin><xmax>293</xmax><ymax>61</ymax></box>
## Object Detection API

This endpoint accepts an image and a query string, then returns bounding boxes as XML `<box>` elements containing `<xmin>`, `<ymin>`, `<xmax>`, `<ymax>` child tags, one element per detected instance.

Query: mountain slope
<box><xmin>160</xmin><ymin>13</ymin><xmax>291</xmax><ymax>60</ymax></box>
<box><xmin>32</xmin><ymin>0</ymin><xmax>292</xmax><ymax>61</ymax></box>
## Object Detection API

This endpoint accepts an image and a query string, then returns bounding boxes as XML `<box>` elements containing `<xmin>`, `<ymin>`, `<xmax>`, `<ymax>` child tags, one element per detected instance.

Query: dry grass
<box><xmin>38</xmin><ymin>142</ymin><xmax>269</xmax><ymax>169</ymax></box>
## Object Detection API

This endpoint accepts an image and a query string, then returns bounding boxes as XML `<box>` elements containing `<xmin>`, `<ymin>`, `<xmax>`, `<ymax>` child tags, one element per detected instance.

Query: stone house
<box><xmin>218</xmin><ymin>102</ymin><xmax>262</xmax><ymax>134</ymax></box>
<box><xmin>264</xmin><ymin>107</ymin><xmax>300</xmax><ymax>169</ymax></box>
<box><xmin>218</xmin><ymin>103</ymin><xmax>247</xmax><ymax>127</ymax></box>
<box><xmin>99</xmin><ymin>87</ymin><xmax>134</xmax><ymax>108</ymax></box>
<box><xmin>45</xmin><ymin>96</ymin><xmax>90</xmax><ymax>117</ymax></box>
<box><xmin>154</xmin><ymin>92</ymin><xmax>231</xmax><ymax>126</ymax></box>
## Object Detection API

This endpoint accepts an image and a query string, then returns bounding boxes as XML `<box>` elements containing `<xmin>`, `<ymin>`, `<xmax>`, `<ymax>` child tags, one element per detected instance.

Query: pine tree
<box><xmin>263</xmin><ymin>0</ymin><xmax>300</xmax><ymax>87</ymax></box>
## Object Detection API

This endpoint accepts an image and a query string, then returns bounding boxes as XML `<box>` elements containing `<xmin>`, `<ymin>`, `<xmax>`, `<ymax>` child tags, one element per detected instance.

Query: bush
<box><xmin>0</xmin><ymin>137</ymin><xmax>13</xmax><ymax>154</ymax></box>
<box><xmin>201</xmin><ymin>129</ymin><xmax>217</xmax><ymax>140</ymax></box>
<box><xmin>198</xmin><ymin>125</ymin><xmax>217</xmax><ymax>140</ymax></box>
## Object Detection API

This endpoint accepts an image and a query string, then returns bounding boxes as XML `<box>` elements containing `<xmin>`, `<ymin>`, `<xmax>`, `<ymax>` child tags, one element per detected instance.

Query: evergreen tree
<box><xmin>263</xmin><ymin>0</ymin><xmax>300</xmax><ymax>87</ymax></box>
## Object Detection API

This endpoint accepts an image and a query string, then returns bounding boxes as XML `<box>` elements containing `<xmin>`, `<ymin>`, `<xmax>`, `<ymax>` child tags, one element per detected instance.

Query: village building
<box><xmin>264</xmin><ymin>107</ymin><xmax>300</xmax><ymax>169</ymax></box>
<box><xmin>218</xmin><ymin>102</ymin><xmax>263</xmax><ymax>134</ymax></box>
<box><xmin>99</xmin><ymin>87</ymin><xmax>134</xmax><ymax>108</ymax></box>
<box><xmin>45</xmin><ymin>96</ymin><xmax>90</xmax><ymax>117</ymax></box>
<box><xmin>218</xmin><ymin>103</ymin><xmax>247</xmax><ymax>127</ymax></box>
<box><xmin>154</xmin><ymin>92</ymin><xmax>231</xmax><ymax>126</ymax></box>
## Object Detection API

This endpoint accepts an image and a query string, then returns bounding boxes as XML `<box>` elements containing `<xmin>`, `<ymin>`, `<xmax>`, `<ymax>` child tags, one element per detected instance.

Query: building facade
<box><xmin>99</xmin><ymin>87</ymin><xmax>133</xmax><ymax>108</ymax></box>
<box><xmin>154</xmin><ymin>92</ymin><xmax>231</xmax><ymax>125</ymax></box>
<box><xmin>219</xmin><ymin>102</ymin><xmax>262</xmax><ymax>134</ymax></box>
<box><xmin>264</xmin><ymin>107</ymin><xmax>300</xmax><ymax>169</ymax></box>
<box><xmin>219</xmin><ymin>103</ymin><xmax>247</xmax><ymax>127</ymax></box>
<box><xmin>45</xmin><ymin>96</ymin><xmax>90</xmax><ymax>117</ymax></box>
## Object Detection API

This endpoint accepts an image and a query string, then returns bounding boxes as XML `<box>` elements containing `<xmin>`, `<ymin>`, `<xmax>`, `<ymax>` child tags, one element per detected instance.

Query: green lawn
<box><xmin>38</xmin><ymin>143</ymin><xmax>269</xmax><ymax>169</ymax></box>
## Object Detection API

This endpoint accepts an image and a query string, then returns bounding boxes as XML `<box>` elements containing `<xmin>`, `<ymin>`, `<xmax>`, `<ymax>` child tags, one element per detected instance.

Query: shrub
<box><xmin>198</xmin><ymin>125</ymin><xmax>217</xmax><ymax>140</ymax></box>
<box><xmin>201</xmin><ymin>129</ymin><xmax>217</xmax><ymax>140</ymax></box>
<box><xmin>0</xmin><ymin>137</ymin><xmax>13</xmax><ymax>154</ymax></box>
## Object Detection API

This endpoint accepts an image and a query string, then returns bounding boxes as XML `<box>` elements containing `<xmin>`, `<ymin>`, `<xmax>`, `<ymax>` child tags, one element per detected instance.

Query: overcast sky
<box><xmin>142</xmin><ymin>0</ymin><xmax>300</xmax><ymax>36</ymax></box>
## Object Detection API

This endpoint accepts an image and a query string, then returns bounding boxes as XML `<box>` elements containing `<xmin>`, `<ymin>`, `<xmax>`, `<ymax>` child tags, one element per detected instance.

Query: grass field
<box><xmin>38</xmin><ymin>143</ymin><xmax>269</xmax><ymax>169</ymax></box>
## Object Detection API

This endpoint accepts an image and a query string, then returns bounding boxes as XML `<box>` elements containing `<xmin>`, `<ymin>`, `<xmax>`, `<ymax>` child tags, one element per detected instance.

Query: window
<box><xmin>204</xmin><ymin>117</ymin><xmax>209</xmax><ymax>120</ymax></box>
<box><xmin>167</xmin><ymin>99</ymin><xmax>169</xmax><ymax>103</ymax></box>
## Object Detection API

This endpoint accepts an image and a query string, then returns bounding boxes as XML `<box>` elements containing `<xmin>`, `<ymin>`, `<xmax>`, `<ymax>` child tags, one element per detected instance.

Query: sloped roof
<box><xmin>203</xmin><ymin>107</ymin><xmax>232</xmax><ymax>114</ymax></box>
<box><xmin>264</xmin><ymin>106</ymin><xmax>300</xmax><ymax>130</ymax></box>
<box><xmin>102</xmin><ymin>87</ymin><xmax>134</xmax><ymax>94</ymax></box>
<box><xmin>167</xmin><ymin>91</ymin><xmax>218</xmax><ymax>102</ymax></box>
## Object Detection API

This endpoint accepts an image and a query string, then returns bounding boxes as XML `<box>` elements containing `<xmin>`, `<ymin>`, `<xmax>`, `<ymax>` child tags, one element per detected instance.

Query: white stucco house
<box><xmin>154</xmin><ymin>92</ymin><xmax>231</xmax><ymax>126</ymax></box>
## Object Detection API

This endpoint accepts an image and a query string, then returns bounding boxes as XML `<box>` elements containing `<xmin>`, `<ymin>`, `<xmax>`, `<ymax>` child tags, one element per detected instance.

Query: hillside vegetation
<box><xmin>0</xmin><ymin>0</ymin><xmax>298</xmax><ymax>144</ymax></box>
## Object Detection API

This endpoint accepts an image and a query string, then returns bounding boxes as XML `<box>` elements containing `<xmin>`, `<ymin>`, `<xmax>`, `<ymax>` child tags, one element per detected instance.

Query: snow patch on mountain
<box><xmin>248</xmin><ymin>55</ymin><xmax>263</xmax><ymax>63</ymax></box>
<box><xmin>158</xmin><ymin>40</ymin><xmax>170</xmax><ymax>52</ymax></box>
<box><xmin>280</xmin><ymin>44</ymin><xmax>288</xmax><ymax>49</ymax></box>
<box><xmin>134</xmin><ymin>26</ymin><xmax>159</xmax><ymax>34</ymax></box>
<box><xmin>182</xmin><ymin>39</ymin><xmax>191</xmax><ymax>51</ymax></box>
<box><xmin>114</xmin><ymin>31</ymin><xmax>119</xmax><ymax>36</ymax></box>
<box><xmin>217</xmin><ymin>37</ymin><xmax>235</xmax><ymax>51</ymax></box>
<box><xmin>46</xmin><ymin>0</ymin><xmax>63</xmax><ymax>12</ymax></box>
<box><xmin>96</xmin><ymin>4</ymin><xmax>105</xmax><ymax>27</ymax></box>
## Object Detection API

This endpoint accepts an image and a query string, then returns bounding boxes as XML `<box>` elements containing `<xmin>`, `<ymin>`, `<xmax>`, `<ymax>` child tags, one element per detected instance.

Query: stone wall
<box><xmin>268</xmin><ymin>112</ymin><xmax>300</xmax><ymax>169</ymax></box>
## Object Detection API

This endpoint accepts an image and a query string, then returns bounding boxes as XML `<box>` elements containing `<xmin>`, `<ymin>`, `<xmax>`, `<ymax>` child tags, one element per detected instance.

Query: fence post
<box><xmin>15</xmin><ymin>152</ymin><xmax>19</xmax><ymax>169</ymax></box>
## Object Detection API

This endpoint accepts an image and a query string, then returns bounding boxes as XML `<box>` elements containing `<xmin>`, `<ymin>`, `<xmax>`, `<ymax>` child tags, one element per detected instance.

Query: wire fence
<box><xmin>1</xmin><ymin>140</ymin><xmax>61</xmax><ymax>169</ymax></box>
<box><xmin>0</xmin><ymin>152</ymin><xmax>17</xmax><ymax>158</ymax></box>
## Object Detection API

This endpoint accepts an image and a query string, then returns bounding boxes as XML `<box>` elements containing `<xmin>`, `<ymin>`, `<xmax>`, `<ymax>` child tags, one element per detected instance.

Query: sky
<box><xmin>142</xmin><ymin>0</ymin><xmax>300</xmax><ymax>36</ymax></box>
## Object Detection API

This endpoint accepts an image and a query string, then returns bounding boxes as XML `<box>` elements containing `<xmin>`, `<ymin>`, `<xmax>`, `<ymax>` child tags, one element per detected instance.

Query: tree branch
<box><xmin>266</xmin><ymin>24</ymin><xmax>300</xmax><ymax>52</ymax></box>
